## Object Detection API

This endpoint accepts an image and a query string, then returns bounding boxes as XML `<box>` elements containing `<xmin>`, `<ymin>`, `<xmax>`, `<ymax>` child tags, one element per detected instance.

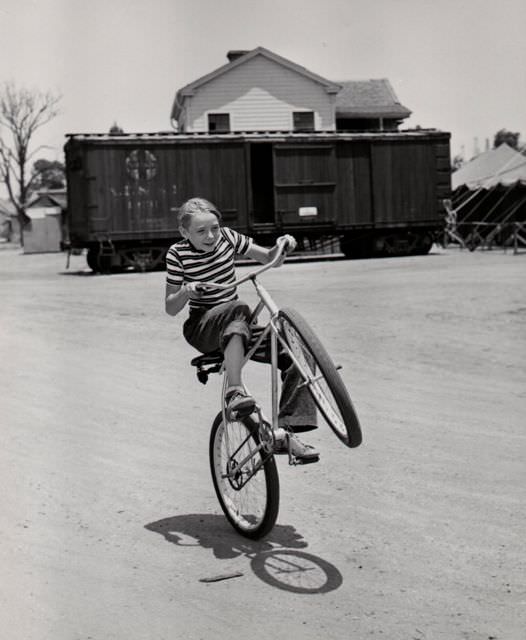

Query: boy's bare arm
<box><xmin>165</xmin><ymin>283</ymin><xmax>188</xmax><ymax>316</ymax></box>
<box><xmin>245</xmin><ymin>243</ymin><xmax>272</xmax><ymax>264</ymax></box>
<box><xmin>246</xmin><ymin>234</ymin><xmax>296</xmax><ymax>265</ymax></box>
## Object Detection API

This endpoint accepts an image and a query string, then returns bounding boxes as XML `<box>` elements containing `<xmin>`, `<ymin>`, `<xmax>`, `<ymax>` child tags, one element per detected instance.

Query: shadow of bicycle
<box><xmin>59</xmin><ymin>270</ymin><xmax>96</xmax><ymax>276</ymax></box>
<box><xmin>145</xmin><ymin>513</ymin><xmax>343</xmax><ymax>594</ymax></box>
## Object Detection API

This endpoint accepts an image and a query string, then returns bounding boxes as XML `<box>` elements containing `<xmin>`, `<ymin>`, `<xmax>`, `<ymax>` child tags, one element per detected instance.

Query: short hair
<box><xmin>178</xmin><ymin>197</ymin><xmax>222</xmax><ymax>229</ymax></box>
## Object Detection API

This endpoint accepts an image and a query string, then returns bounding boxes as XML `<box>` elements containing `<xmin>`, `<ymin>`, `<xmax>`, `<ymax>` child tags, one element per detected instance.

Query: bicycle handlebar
<box><xmin>196</xmin><ymin>237</ymin><xmax>290</xmax><ymax>291</ymax></box>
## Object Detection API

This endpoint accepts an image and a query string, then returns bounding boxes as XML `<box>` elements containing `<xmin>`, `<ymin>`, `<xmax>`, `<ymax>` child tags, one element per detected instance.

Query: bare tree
<box><xmin>0</xmin><ymin>81</ymin><xmax>61</xmax><ymax>244</ymax></box>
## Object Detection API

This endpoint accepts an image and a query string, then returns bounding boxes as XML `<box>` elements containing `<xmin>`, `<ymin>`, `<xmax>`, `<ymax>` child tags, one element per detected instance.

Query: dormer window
<box><xmin>208</xmin><ymin>113</ymin><xmax>230</xmax><ymax>133</ymax></box>
<box><xmin>293</xmin><ymin>111</ymin><xmax>315</xmax><ymax>132</ymax></box>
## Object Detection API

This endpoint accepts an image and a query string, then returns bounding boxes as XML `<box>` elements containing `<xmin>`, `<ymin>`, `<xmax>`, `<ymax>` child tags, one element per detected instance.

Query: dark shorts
<box><xmin>183</xmin><ymin>300</ymin><xmax>252</xmax><ymax>354</ymax></box>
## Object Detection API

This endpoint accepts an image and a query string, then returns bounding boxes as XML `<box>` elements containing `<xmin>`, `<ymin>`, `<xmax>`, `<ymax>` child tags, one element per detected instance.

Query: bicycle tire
<box><xmin>278</xmin><ymin>307</ymin><xmax>362</xmax><ymax>448</ymax></box>
<box><xmin>209</xmin><ymin>412</ymin><xmax>280</xmax><ymax>539</ymax></box>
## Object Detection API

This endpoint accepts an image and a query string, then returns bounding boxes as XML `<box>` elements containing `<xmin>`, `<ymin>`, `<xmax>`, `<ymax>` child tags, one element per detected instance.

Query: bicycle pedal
<box><xmin>227</xmin><ymin>405</ymin><xmax>257</xmax><ymax>421</ymax></box>
<box><xmin>291</xmin><ymin>454</ymin><xmax>320</xmax><ymax>466</ymax></box>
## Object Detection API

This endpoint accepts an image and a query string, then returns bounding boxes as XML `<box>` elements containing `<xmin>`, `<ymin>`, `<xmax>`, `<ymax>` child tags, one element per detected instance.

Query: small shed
<box><xmin>24</xmin><ymin>190</ymin><xmax>67</xmax><ymax>253</ymax></box>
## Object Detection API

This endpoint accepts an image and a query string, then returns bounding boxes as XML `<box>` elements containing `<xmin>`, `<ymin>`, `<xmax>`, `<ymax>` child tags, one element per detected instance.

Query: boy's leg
<box><xmin>273</xmin><ymin>367</ymin><xmax>319</xmax><ymax>460</ymax></box>
<box><xmin>223</xmin><ymin>334</ymin><xmax>257</xmax><ymax>419</ymax></box>
<box><xmin>218</xmin><ymin>303</ymin><xmax>256</xmax><ymax>418</ymax></box>
<box><xmin>278</xmin><ymin>364</ymin><xmax>318</xmax><ymax>433</ymax></box>
<box><xmin>248</xmin><ymin>331</ymin><xmax>319</xmax><ymax>460</ymax></box>
<box><xmin>223</xmin><ymin>333</ymin><xmax>245</xmax><ymax>388</ymax></box>
<box><xmin>184</xmin><ymin>301</ymin><xmax>256</xmax><ymax>419</ymax></box>
<box><xmin>274</xmin><ymin>365</ymin><xmax>319</xmax><ymax>460</ymax></box>
<box><xmin>248</xmin><ymin>331</ymin><xmax>318</xmax><ymax>431</ymax></box>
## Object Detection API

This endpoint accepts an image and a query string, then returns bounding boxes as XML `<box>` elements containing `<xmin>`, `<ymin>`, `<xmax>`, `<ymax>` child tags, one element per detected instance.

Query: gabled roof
<box><xmin>335</xmin><ymin>79</ymin><xmax>411</xmax><ymax>119</ymax></box>
<box><xmin>452</xmin><ymin>143</ymin><xmax>526</xmax><ymax>190</ymax></box>
<box><xmin>171</xmin><ymin>47</ymin><xmax>342</xmax><ymax>120</ymax></box>
<box><xmin>27</xmin><ymin>190</ymin><xmax>67</xmax><ymax>210</ymax></box>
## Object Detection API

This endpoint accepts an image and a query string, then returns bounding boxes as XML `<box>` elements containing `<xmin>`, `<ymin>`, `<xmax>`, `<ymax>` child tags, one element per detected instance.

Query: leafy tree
<box><xmin>0</xmin><ymin>81</ymin><xmax>61</xmax><ymax>244</ymax></box>
<box><xmin>493</xmin><ymin>129</ymin><xmax>520</xmax><ymax>150</ymax></box>
<box><xmin>451</xmin><ymin>154</ymin><xmax>464</xmax><ymax>171</ymax></box>
<box><xmin>30</xmin><ymin>158</ymin><xmax>66</xmax><ymax>193</ymax></box>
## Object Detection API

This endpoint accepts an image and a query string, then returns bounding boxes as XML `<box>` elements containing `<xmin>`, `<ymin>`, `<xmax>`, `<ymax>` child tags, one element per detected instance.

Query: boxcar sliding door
<box><xmin>272</xmin><ymin>143</ymin><xmax>337</xmax><ymax>228</ymax></box>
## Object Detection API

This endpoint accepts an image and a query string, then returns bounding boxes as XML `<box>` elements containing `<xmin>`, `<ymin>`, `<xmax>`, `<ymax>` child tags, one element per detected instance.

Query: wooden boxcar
<box><xmin>64</xmin><ymin>130</ymin><xmax>451</xmax><ymax>271</ymax></box>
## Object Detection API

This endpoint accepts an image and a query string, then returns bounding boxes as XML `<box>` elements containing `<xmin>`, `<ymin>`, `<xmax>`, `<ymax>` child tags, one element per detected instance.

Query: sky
<box><xmin>1</xmin><ymin>0</ymin><xmax>525</xmax><ymax>170</ymax></box>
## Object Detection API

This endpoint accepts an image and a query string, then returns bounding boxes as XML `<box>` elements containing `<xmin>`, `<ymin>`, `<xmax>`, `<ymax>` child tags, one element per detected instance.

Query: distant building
<box><xmin>24</xmin><ymin>189</ymin><xmax>67</xmax><ymax>253</ymax></box>
<box><xmin>171</xmin><ymin>47</ymin><xmax>411</xmax><ymax>134</ymax></box>
<box><xmin>0</xmin><ymin>198</ymin><xmax>18</xmax><ymax>242</ymax></box>
<box><xmin>334</xmin><ymin>79</ymin><xmax>411</xmax><ymax>131</ymax></box>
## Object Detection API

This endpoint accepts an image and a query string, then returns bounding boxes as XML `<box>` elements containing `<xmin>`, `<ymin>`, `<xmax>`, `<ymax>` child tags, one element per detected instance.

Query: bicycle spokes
<box><xmin>210</xmin><ymin>413</ymin><xmax>280</xmax><ymax>538</ymax></box>
<box><xmin>224</xmin><ymin>434</ymin><xmax>266</xmax><ymax>490</ymax></box>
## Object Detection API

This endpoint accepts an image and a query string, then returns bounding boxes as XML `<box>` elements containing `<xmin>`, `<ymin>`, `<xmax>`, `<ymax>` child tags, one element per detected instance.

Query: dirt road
<box><xmin>1</xmin><ymin>246</ymin><xmax>524</xmax><ymax>639</ymax></box>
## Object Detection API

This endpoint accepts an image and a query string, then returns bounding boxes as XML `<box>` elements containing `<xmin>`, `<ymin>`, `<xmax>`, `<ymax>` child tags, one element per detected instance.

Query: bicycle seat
<box><xmin>190</xmin><ymin>351</ymin><xmax>224</xmax><ymax>367</ymax></box>
<box><xmin>191</xmin><ymin>351</ymin><xmax>224</xmax><ymax>384</ymax></box>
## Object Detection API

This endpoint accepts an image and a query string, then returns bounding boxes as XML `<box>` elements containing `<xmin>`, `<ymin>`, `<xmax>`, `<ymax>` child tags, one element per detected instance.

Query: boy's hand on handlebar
<box><xmin>277</xmin><ymin>234</ymin><xmax>297</xmax><ymax>254</ymax></box>
<box><xmin>273</xmin><ymin>234</ymin><xmax>296</xmax><ymax>267</ymax></box>
<box><xmin>185</xmin><ymin>282</ymin><xmax>204</xmax><ymax>299</ymax></box>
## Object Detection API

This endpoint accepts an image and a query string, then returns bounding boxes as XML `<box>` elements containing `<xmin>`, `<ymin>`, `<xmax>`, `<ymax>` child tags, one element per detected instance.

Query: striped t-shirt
<box><xmin>166</xmin><ymin>227</ymin><xmax>253</xmax><ymax>309</ymax></box>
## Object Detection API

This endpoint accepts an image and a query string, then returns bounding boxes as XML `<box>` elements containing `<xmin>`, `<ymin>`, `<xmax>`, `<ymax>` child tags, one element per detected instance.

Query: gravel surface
<box><xmin>1</xmin><ymin>246</ymin><xmax>524</xmax><ymax>640</ymax></box>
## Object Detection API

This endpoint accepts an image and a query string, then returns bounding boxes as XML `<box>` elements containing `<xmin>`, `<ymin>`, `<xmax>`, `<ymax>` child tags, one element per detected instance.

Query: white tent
<box><xmin>446</xmin><ymin>144</ymin><xmax>526</xmax><ymax>252</ymax></box>
<box><xmin>452</xmin><ymin>143</ymin><xmax>526</xmax><ymax>190</ymax></box>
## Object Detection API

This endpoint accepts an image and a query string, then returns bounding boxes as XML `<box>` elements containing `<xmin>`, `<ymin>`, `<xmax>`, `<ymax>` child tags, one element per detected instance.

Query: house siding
<box><xmin>184</xmin><ymin>56</ymin><xmax>336</xmax><ymax>132</ymax></box>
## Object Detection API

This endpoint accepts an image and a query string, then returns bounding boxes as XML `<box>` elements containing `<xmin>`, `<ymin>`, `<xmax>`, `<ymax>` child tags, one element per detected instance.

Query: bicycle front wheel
<box><xmin>209</xmin><ymin>412</ymin><xmax>280</xmax><ymax>539</ymax></box>
<box><xmin>279</xmin><ymin>307</ymin><xmax>362</xmax><ymax>448</ymax></box>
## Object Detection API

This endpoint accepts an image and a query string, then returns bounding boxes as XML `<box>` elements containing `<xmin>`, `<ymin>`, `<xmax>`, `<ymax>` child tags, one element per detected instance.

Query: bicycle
<box><xmin>190</xmin><ymin>240</ymin><xmax>362</xmax><ymax>539</ymax></box>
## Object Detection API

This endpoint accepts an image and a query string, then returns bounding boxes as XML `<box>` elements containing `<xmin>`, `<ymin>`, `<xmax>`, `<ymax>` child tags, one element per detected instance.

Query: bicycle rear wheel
<box><xmin>279</xmin><ymin>307</ymin><xmax>362</xmax><ymax>448</ymax></box>
<box><xmin>209</xmin><ymin>412</ymin><xmax>280</xmax><ymax>539</ymax></box>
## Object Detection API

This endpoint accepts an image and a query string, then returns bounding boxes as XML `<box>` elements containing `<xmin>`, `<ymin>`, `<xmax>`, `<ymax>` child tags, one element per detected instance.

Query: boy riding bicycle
<box><xmin>165</xmin><ymin>197</ymin><xmax>319</xmax><ymax>462</ymax></box>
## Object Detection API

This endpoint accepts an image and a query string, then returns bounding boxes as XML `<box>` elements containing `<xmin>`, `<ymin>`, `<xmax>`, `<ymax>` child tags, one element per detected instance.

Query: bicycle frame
<box><xmin>199</xmin><ymin>243</ymin><xmax>324</xmax><ymax>478</ymax></box>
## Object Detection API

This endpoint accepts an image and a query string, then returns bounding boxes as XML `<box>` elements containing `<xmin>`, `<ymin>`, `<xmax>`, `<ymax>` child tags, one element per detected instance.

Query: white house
<box><xmin>171</xmin><ymin>47</ymin><xmax>342</xmax><ymax>133</ymax></box>
<box><xmin>170</xmin><ymin>47</ymin><xmax>411</xmax><ymax>134</ymax></box>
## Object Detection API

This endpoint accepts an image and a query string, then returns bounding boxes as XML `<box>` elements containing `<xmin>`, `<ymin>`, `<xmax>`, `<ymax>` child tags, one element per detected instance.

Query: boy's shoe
<box><xmin>274</xmin><ymin>432</ymin><xmax>320</xmax><ymax>462</ymax></box>
<box><xmin>225</xmin><ymin>387</ymin><xmax>256</xmax><ymax>420</ymax></box>
<box><xmin>287</xmin><ymin>424</ymin><xmax>318</xmax><ymax>433</ymax></box>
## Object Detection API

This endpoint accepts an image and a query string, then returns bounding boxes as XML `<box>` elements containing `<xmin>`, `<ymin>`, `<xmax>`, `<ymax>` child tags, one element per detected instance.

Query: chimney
<box><xmin>227</xmin><ymin>50</ymin><xmax>249</xmax><ymax>63</ymax></box>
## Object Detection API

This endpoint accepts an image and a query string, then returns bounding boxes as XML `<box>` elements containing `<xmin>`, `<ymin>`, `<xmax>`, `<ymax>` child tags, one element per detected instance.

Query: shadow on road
<box><xmin>145</xmin><ymin>513</ymin><xmax>343</xmax><ymax>594</ymax></box>
<box><xmin>59</xmin><ymin>270</ymin><xmax>96</xmax><ymax>276</ymax></box>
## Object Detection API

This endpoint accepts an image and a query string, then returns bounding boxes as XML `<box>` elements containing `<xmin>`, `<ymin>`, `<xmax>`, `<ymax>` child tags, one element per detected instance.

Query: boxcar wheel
<box><xmin>340</xmin><ymin>237</ymin><xmax>371</xmax><ymax>259</ymax></box>
<box><xmin>86</xmin><ymin>248</ymin><xmax>99</xmax><ymax>273</ymax></box>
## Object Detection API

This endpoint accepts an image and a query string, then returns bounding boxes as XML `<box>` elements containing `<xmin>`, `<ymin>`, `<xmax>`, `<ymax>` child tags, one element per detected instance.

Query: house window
<box><xmin>208</xmin><ymin>113</ymin><xmax>230</xmax><ymax>133</ymax></box>
<box><xmin>293</xmin><ymin>111</ymin><xmax>315</xmax><ymax>132</ymax></box>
